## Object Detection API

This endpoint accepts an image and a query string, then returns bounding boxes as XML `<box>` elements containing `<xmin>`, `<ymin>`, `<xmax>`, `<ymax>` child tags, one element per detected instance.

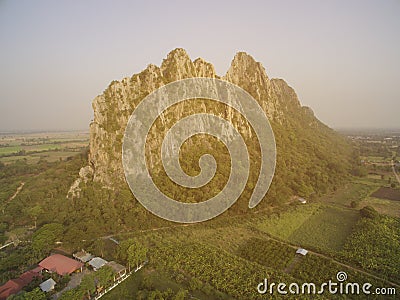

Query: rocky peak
<box><xmin>223</xmin><ymin>52</ymin><xmax>281</xmax><ymax>120</ymax></box>
<box><xmin>193</xmin><ymin>57</ymin><xmax>216</xmax><ymax>78</ymax></box>
<box><xmin>160</xmin><ymin>48</ymin><xmax>197</xmax><ymax>82</ymax></box>
<box><xmin>224</xmin><ymin>52</ymin><xmax>269</xmax><ymax>86</ymax></box>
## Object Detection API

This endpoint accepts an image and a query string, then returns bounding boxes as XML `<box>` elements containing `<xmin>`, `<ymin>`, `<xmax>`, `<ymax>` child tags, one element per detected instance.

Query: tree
<box><xmin>32</xmin><ymin>223</ymin><xmax>63</xmax><ymax>254</ymax></box>
<box><xmin>26</xmin><ymin>205</ymin><xmax>43</xmax><ymax>229</ymax></box>
<box><xmin>350</xmin><ymin>200</ymin><xmax>358</xmax><ymax>208</ymax></box>
<box><xmin>8</xmin><ymin>288</ymin><xmax>46</xmax><ymax>300</ymax></box>
<box><xmin>117</xmin><ymin>238</ymin><xmax>134</xmax><ymax>262</ymax></box>
<box><xmin>22</xmin><ymin>288</ymin><xmax>46</xmax><ymax>300</ymax></box>
<box><xmin>123</xmin><ymin>239</ymin><xmax>147</xmax><ymax>271</ymax></box>
<box><xmin>96</xmin><ymin>265</ymin><xmax>114</xmax><ymax>288</ymax></box>
<box><xmin>360</xmin><ymin>206</ymin><xmax>379</xmax><ymax>219</ymax></box>
<box><xmin>79</xmin><ymin>273</ymin><xmax>96</xmax><ymax>299</ymax></box>
<box><xmin>58</xmin><ymin>288</ymin><xmax>82</xmax><ymax>300</ymax></box>
<box><xmin>173</xmin><ymin>289</ymin><xmax>189</xmax><ymax>300</ymax></box>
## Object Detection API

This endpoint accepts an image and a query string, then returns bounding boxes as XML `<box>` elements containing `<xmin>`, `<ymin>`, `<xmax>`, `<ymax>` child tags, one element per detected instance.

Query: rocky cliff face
<box><xmin>70</xmin><ymin>48</ymin><xmax>331</xmax><ymax>194</ymax></box>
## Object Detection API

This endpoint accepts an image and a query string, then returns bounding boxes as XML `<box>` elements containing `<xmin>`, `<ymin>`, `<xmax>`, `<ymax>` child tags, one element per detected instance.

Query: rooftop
<box><xmin>106</xmin><ymin>261</ymin><xmax>126</xmax><ymax>274</ymax></box>
<box><xmin>40</xmin><ymin>278</ymin><xmax>56</xmax><ymax>292</ymax></box>
<box><xmin>39</xmin><ymin>254</ymin><xmax>83</xmax><ymax>276</ymax></box>
<box><xmin>73</xmin><ymin>250</ymin><xmax>94</xmax><ymax>263</ymax></box>
<box><xmin>89</xmin><ymin>257</ymin><xmax>108</xmax><ymax>270</ymax></box>
<box><xmin>296</xmin><ymin>248</ymin><xmax>308</xmax><ymax>256</ymax></box>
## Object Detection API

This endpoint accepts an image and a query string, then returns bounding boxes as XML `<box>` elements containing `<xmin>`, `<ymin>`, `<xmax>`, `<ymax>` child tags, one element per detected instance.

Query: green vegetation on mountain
<box><xmin>68</xmin><ymin>48</ymin><xmax>356</xmax><ymax>225</ymax></box>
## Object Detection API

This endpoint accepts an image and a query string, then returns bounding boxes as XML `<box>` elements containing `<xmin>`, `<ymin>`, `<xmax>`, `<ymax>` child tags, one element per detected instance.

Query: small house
<box><xmin>39</xmin><ymin>254</ymin><xmax>83</xmax><ymax>276</ymax></box>
<box><xmin>296</xmin><ymin>248</ymin><xmax>308</xmax><ymax>256</ymax></box>
<box><xmin>106</xmin><ymin>261</ymin><xmax>127</xmax><ymax>280</ymax></box>
<box><xmin>39</xmin><ymin>278</ymin><xmax>56</xmax><ymax>292</ymax></box>
<box><xmin>73</xmin><ymin>250</ymin><xmax>94</xmax><ymax>263</ymax></box>
<box><xmin>89</xmin><ymin>257</ymin><xmax>108</xmax><ymax>271</ymax></box>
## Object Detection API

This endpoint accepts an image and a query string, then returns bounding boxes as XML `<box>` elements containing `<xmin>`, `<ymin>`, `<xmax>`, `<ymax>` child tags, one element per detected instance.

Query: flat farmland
<box><xmin>371</xmin><ymin>187</ymin><xmax>400</xmax><ymax>201</ymax></box>
<box><xmin>287</xmin><ymin>205</ymin><xmax>360</xmax><ymax>252</ymax></box>
<box><xmin>359</xmin><ymin>197</ymin><xmax>400</xmax><ymax>218</ymax></box>
<box><xmin>0</xmin><ymin>131</ymin><xmax>89</xmax><ymax>164</ymax></box>
<box><xmin>322</xmin><ymin>182</ymin><xmax>377</xmax><ymax>207</ymax></box>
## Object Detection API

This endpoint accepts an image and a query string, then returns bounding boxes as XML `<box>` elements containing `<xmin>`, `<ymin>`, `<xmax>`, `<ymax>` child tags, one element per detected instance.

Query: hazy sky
<box><xmin>0</xmin><ymin>0</ymin><xmax>399</xmax><ymax>131</ymax></box>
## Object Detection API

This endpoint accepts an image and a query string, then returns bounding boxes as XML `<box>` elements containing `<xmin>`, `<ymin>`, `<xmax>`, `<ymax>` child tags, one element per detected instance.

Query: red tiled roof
<box><xmin>0</xmin><ymin>266</ymin><xmax>43</xmax><ymax>299</ymax></box>
<box><xmin>39</xmin><ymin>254</ymin><xmax>83</xmax><ymax>276</ymax></box>
<box><xmin>30</xmin><ymin>266</ymin><xmax>43</xmax><ymax>273</ymax></box>
<box><xmin>19</xmin><ymin>270</ymin><xmax>41</xmax><ymax>285</ymax></box>
<box><xmin>0</xmin><ymin>279</ymin><xmax>24</xmax><ymax>300</ymax></box>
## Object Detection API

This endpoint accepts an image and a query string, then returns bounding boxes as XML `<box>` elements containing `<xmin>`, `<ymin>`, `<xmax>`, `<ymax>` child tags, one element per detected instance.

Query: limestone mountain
<box><xmin>70</xmin><ymin>48</ymin><xmax>353</xmax><ymax>209</ymax></box>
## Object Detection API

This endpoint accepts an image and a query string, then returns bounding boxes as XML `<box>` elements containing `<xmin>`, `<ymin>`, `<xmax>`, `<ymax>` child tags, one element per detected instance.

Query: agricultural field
<box><xmin>0</xmin><ymin>131</ymin><xmax>89</xmax><ymax>165</ymax></box>
<box><xmin>342</xmin><ymin>214</ymin><xmax>400</xmax><ymax>284</ymax></box>
<box><xmin>358</xmin><ymin>197</ymin><xmax>400</xmax><ymax>218</ymax></box>
<box><xmin>101</xmin><ymin>268</ymin><xmax>222</xmax><ymax>300</ymax></box>
<box><xmin>100</xmin><ymin>219</ymin><xmax>397</xmax><ymax>300</ymax></box>
<box><xmin>322</xmin><ymin>182</ymin><xmax>377</xmax><ymax>207</ymax></box>
<box><xmin>255</xmin><ymin>203</ymin><xmax>320</xmax><ymax>240</ymax></box>
<box><xmin>371</xmin><ymin>187</ymin><xmax>400</xmax><ymax>201</ymax></box>
<box><xmin>288</xmin><ymin>205</ymin><xmax>360</xmax><ymax>252</ymax></box>
<box><xmin>255</xmin><ymin>201</ymin><xmax>360</xmax><ymax>252</ymax></box>
<box><xmin>236</xmin><ymin>237</ymin><xmax>294</xmax><ymax>271</ymax></box>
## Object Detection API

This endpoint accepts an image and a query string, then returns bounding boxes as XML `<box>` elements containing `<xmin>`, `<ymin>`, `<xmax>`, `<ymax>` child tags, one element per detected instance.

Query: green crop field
<box><xmin>256</xmin><ymin>203</ymin><xmax>320</xmax><ymax>240</ymax></box>
<box><xmin>237</xmin><ymin>237</ymin><xmax>295</xmax><ymax>271</ymax></box>
<box><xmin>0</xmin><ymin>146</ymin><xmax>21</xmax><ymax>155</ymax></box>
<box><xmin>288</xmin><ymin>205</ymin><xmax>360</xmax><ymax>252</ymax></box>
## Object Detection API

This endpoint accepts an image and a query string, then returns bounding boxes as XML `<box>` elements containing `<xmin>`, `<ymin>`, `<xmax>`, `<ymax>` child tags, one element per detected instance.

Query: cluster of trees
<box><xmin>0</xmin><ymin>242</ymin><xmax>43</xmax><ymax>283</ymax></box>
<box><xmin>0</xmin><ymin>152</ymin><xmax>87</xmax><ymax>229</ymax></box>
<box><xmin>359</xmin><ymin>206</ymin><xmax>379</xmax><ymax>219</ymax></box>
<box><xmin>0</xmin><ymin>154</ymin><xmax>86</xmax><ymax>282</ymax></box>
<box><xmin>117</xmin><ymin>238</ymin><xmax>148</xmax><ymax>271</ymax></box>
<box><xmin>7</xmin><ymin>287</ymin><xmax>46</xmax><ymax>300</ymax></box>
<box><xmin>31</xmin><ymin>223</ymin><xmax>63</xmax><ymax>255</ymax></box>
<box><xmin>357</xmin><ymin>141</ymin><xmax>393</xmax><ymax>159</ymax></box>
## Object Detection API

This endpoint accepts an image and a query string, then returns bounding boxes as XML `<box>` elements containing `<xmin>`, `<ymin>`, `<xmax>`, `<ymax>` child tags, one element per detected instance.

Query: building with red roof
<box><xmin>39</xmin><ymin>254</ymin><xmax>83</xmax><ymax>276</ymax></box>
<box><xmin>20</xmin><ymin>270</ymin><xmax>42</xmax><ymax>284</ymax></box>
<box><xmin>0</xmin><ymin>268</ymin><xmax>42</xmax><ymax>299</ymax></box>
<box><xmin>0</xmin><ymin>279</ymin><xmax>24</xmax><ymax>300</ymax></box>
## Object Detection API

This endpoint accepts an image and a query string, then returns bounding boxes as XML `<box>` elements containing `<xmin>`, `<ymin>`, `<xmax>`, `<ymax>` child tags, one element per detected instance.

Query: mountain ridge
<box><xmin>69</xmin><ymin>48</ymin><xmax>353</xmax><ymax>211</ymax></box>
